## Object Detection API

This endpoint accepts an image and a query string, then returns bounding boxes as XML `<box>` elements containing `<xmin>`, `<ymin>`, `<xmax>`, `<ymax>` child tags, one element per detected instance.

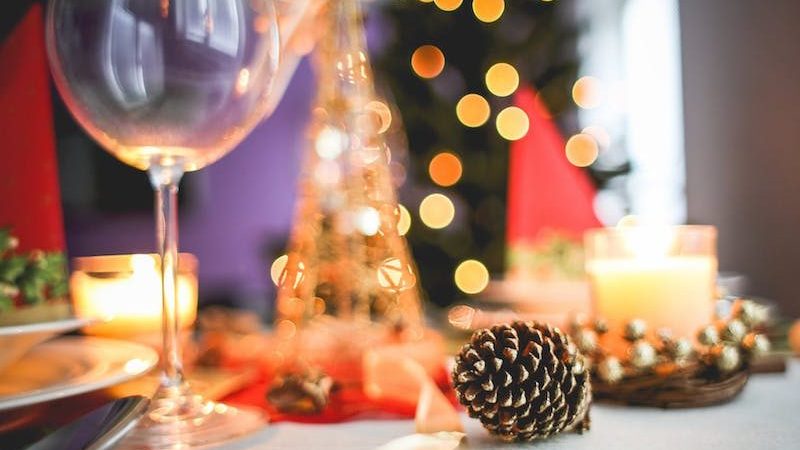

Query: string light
<box><xmin>411</xmin><ymin>45</ymin><xmax>445</xmax><ymax>79</ymax></box>
<box><xmin>485</xmin><ymin>62</ymin><xmax>519</xmax><ymax>97</ymax></box>
<box><xmin>434</xmin><ymin>0</ymin><xmax>463</xmax><ymax>11</ymax></box>
<box><xmin>572</xmin><ymin>76</ymin><xmax>603</xmax><ymax>109</ymax></box>
<box><xmin>270</xmin><ymin>255</ymin><xmax>288</xmax><ymax>286</ymax></box>
<box><xmin>428</xmin><ymin>152</ymin><xmax>463</xmax><ymax>187</ymax></box>
<box><xmin>565</xmin><ymin>133</ymin><xmax>599</xmax><ymax>167</ymax></box>
<box><xmin>419</xmin><ymin>193</ymin><xmax>455</xmax><ymax>229</ymax></box>
<box><xmin>454</xmin><ymin>259</ymin><xmax>490</xmax><ymax>294</ymax></box>
<box><xmin>472</xmin><ymin>0</ymin><xmax>505</xmax><ymax>23</ymax></box>
<box><xmin>495</xmin><ymin>106</ymin><xmax>529</xmax><ymax>141</ymax></box>
<box><xmin>398</xmin><ymin>204</ymin><xmax>412</xmax><ymax>236</ymax></box>
<box><xmin>456</xmin><ymin>94</ymin><xmax>490</xmax><ymax>127</ymax></box>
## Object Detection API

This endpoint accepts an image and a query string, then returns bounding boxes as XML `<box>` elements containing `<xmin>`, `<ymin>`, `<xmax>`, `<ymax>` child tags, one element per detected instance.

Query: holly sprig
<box><xmin>0</xmin><ymin>228</ymin><xmax>68</xmax><ymax>312</ymax></box>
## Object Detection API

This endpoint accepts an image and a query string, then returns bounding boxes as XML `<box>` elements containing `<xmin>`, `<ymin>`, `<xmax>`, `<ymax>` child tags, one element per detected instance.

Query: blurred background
<box><xmin>3</xmin><ymin>0</ymin><xmax>799</xmax><ymax>318</ymax></box>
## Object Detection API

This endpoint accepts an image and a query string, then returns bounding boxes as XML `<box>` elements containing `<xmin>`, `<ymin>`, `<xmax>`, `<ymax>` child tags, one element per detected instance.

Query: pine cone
<box><xmin>452</xmin><ymin>321</ymin><xmax>591</xmax><ymax>442</ymax></box>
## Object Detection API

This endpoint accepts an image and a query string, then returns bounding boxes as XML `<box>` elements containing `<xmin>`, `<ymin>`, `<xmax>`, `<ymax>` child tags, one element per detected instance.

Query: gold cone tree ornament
<box><xmin>272</xmin><ymin>0</ymin><xmax>424</xmax><ymax>365</ymax></box>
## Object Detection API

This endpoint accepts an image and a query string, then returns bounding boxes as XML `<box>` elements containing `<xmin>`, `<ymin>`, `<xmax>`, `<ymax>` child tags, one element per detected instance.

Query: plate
<box><xmin>0</xmin><ymin>317</ymin><xmax>97</xmax><ymax>373</ymax></box>
<box><xmin>0</xmin><ymin>336</ymin><xmax>157</xmax><ymax>411</ymax></box>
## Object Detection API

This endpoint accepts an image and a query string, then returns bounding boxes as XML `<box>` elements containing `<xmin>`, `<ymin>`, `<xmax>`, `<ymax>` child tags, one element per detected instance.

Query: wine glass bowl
<box><xmin>47</xmin><ymin>0</ymin><xmax>280</xmax><ymax>171</ymax></box>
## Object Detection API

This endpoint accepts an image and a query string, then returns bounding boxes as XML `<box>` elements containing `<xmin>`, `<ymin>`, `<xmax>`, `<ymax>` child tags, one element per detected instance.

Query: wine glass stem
<box><xmin>149</xmin><ymin>165</ymin><xmax>186</xmax><ymax>390</ymax></box>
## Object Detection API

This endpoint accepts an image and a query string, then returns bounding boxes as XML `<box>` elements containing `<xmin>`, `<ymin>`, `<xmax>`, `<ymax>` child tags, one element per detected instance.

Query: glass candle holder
<box><xmin>585</xmin><ymin>225</ymin><xmax>717</xmax><ymax>348</ymax></box>
<box><xmin>71</xmin><ymin>254</ymin><xmax>198</xmax><ymax>341</ymax></box>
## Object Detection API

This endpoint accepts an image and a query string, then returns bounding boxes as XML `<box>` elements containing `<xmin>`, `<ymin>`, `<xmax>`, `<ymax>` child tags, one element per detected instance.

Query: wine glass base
<box><xmin>117</xmin><ymin>383</ymin><xmax>265</xmax><ymax>450</ymax></box>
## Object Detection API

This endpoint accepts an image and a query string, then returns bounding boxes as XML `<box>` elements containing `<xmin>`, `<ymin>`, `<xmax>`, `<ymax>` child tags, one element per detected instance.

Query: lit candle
<box><xmin>585</xmin><ymin>226</ymin><xmax>717</xmax><ymax>349</ymax></box>
<box><xmin>71</xmin><ymin>254</ymin><xmax>198</xmax><ymax>340</ymax></box>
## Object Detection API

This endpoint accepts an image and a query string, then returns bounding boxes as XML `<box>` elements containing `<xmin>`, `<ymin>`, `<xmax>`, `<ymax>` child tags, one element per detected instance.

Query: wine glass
<box><xmin>46</xmin><ymin>0</ymin><xmax>280</xmax><ymax>448</ymax></box>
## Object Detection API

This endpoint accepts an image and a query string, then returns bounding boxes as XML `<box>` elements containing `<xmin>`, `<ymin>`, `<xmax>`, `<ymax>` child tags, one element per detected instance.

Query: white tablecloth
<box><xmin>224</xmin><ymin>360</ymin><xmax>800</xmax><ymax>450</ymax></box>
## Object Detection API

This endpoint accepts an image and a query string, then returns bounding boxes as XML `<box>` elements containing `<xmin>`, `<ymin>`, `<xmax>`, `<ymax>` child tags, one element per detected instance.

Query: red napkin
<box><xmin>223</xmin><ymin>363</ymin><xmax>457</xmax><ymax>424</ymax></box>
<box><xmin>506</xmin><ymin>86</ymin><xmax>601</xmax><ymax>245</ymax></box>
<box><xmin>0</xmin><ymin>4</ymin><xmax>65</xmax><ymax>252</ymax></box>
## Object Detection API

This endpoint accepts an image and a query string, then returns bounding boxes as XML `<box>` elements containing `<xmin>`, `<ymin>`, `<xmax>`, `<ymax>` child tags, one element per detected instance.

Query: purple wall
<box><xmin>66</xmin><ymin>60</ymin><xmax>315</xmax><ymax>313</ymax></box>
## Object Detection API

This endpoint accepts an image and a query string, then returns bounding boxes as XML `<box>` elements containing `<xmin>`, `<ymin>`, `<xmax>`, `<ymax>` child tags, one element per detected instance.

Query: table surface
<box><xmin>223</xmin><ymin>359</ymin><xmax>800</xmax><ymax>450</ymax></box>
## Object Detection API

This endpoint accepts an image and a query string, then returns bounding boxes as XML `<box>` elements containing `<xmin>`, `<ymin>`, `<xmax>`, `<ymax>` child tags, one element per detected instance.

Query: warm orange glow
<box><xmin>473</xmin><ymin>0</ymin><xmax>505</xmax><ymax>23</ymax></box>
<box><xmin>485</xmin><ymin>62</ymin><xmax>518</xmax><ymax>97</ymax></box>
<box><xmin>572</xmin><ymin>76</ymin><xmax>603</xmax><ymax>109</ymax></box>
<box><xmin>434</xmin><ymin>0</ymin><xmax>463</xmax><ymax>11</ymax></box>
<box><xmin>456</xmin><ymin>94</ymin><xmax>490</xmax><ymax>127</ymax></box>
<box><xmin>454</xmin><ymin>260</ymin><xmax>490</xmax><ymax>295</ymax></box>
<box><xmin>565</xmin><ymin>133</ymin><xmax>599</xmax><ymax>167</ymax></box>
<box><xmin>71</xmin><ymin>254</ymin><xmax>197</xmax><ymax>338</ymax></box>
<box><xmin>428</xmin><ymin>152</ymin><xmax>463</xmax><ymax>187</ymax></box>
<box><xmin>411</xmin><ymin>45</ymin><xmax>445</xmax><ymax>79</ymax></box>
<box><xmin>398</xmin><ymin>204</ymin><xmax>412</xmax><ymax>236</ymax></box>
<box><xmin>496</xmin><ymin>106</ymin><xmax>529</xmax><ymax>141</ymax></box>
<box><xmin>419</xmin><ymin>193</ymin><xmax>455</xmax><ymax>229</ymax></box>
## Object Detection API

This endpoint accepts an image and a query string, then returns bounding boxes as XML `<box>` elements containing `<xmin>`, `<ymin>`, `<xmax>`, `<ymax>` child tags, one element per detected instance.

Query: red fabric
<box><xmin>0</xmin><ymin>4</ymin><xmax>65</xmax><ymax>252</ymax></box>
<box><xmin>223</xmin><ymin>364</ymin><xmax>459</xmax><ymax>423</ymax></box>
<box><xmin>506</xmin><ymin>87</ymin><xmax>601</xmax><ymax>244</ymax></box>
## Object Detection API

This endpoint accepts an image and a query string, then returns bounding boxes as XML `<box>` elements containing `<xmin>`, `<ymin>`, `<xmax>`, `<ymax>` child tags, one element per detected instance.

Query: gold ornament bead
<box><xmin>712</xmin><ymin>345</ymin><xmax>741</xmax><ymax>373</ymax></box>
<box><xmin>575</xmin><ymin>329</ymin><xmax>598</xmax><ymax>353</ymax></box>
<box><xmin>721</xmin><ymin>319</ymin><xmax>747</xmax><ymax>344</ymax></box>
<box><xmin>593</xmin><ymin>318</ymin><xmax>609</xmax><ymax>335</ymax></box>
<box><xmin>624</xmin><ymin>319</ymin><xmax>647</xmax><ymax>342</ymax></box>
<box><xmin>629</xmin><ymin>341</ymin><xmax>657</xmax><ymax>370</ymax></box>
<box><xmin>741</xmin><ymin>333</ymin><xmax>770</xmax><ymax>356</ymax></box>
<box><xmin>597</xmin><ymin>356</ymin><xmax>624</xmax><ymax>383</ymax></box>
<box><xmin>697</xmin><ymin>325</ymin><xmax>719</xmax><ymax>346</ymax></box>
<box><xmin>670</xmin><ymin>338</ymin><xmax>694</xmax><ymax>362</ymax></box>
<box><xmin>569</xmin><ymin>313</ymin><xmax>588</xmax><ymax>334</ymax></box>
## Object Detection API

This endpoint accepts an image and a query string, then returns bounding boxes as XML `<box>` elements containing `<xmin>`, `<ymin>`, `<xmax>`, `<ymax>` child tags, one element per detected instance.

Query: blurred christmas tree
<box><xmin>371</xmin><ymin>0</ymin><xmax>617</xmax><ymax>308</ymax></box>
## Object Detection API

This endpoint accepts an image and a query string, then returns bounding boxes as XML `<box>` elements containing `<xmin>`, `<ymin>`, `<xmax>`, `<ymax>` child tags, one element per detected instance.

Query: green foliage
<box><xmin>0</xmin><ymin>228</ymin><xmax>68</xmax><ymax>312</ymax></box>
<box><xmin>372</xmin><ymin>1</ymin><xmax>580</xmax><ymax>306</ymax></box>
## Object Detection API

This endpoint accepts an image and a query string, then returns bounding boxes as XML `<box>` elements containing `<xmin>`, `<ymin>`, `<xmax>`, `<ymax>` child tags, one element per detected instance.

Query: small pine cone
<box><xmin>452</xmin><ymin>321</ymin><xmax>591</xmax><ymax>442</ymax></box>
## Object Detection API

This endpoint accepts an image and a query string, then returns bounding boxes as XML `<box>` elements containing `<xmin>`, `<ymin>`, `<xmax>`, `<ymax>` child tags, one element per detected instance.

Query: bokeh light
<box><xmin>365</xmin><ymin>100</ymin><xmax>392</xmax><ymax>134</ymax></box>
<box><xmin>434</xmin><ymin>0</ymin><xmax>463</xmax><ymax>11</ymax></box>
<box><xmin>572</xmin><ymin>76</ymin><xmax>603</xmax><ymax>109</ymax></box>
<box><xmin>411</xmin><ymin>45</ymin><xmax>445</xmax><ymax>79</ymax></box>
<box><xmin>582</xmin><ymin>125</ymin><xmax>611</xmax><ymax>148</ymax></box>
<box><xmin>617</xmin><ymin>214</ymin><xmax>640</xmax><ymax>228</ymax></box>
<box><xmin>355</xmin><ymin>206</ymin><xmax>381</xmax><ymax>236</ymax></box>
<box><xmin>496</xmin><ymin>106</ymin><xmax>530</xmax><ymax>141</ymax></box>
<box><xmin>398</xmin><ymin>204</ymin><xmax>412</xmax><ymax>236</ymax></box>
<box><xmin>565</xmin><ymin>133</ymin><xmax>599</xmax><ymax>167</ymax></box>
<box><xmin>473</xmin><ymin>0</ymin><xmax>505</xmax><ymax>23</ymax></box>
<box><xmin>485</xmin><ymin>62</ymin><xmax>519</xmax><ymax>97</ymax></box>
<box><xmin>271</xmin><ymin>255</ymin><xmax>305</xmax><ymax>289</ymax></box>
<box><xmin>275</xmin><ymin>319</ymin><xmax>297</xmax><ymax>339</ymax></box>
<box><xmin>454</xmin><ymin>259</ymin><xmax>490</xmax><ymax>295</ymax></box>
<box><xmin>428</xmin><ymin>152</ymin><xmax>463</xmax><ymax>187</ymax></box>
<box><xmin>419</xmin><ymin>193</ymin><xmax>455</xmax><ymax>229</ymax></box>
<box><xmin>270</xmin><ymin>255</ymin><xmax>288</xmax><ymax>286</ymax></box>
<box><xmin>315</xmin><ymin>126</ymin><xmax>346</xmax><ymax>160</ymax></box>
<box><xmin>377</xmin><ymin>257</ymin><xmax>417</xmax><ymax>293</ymax></box>
<box><xmin>456</xmin><ymin>94</ymin><xmax>490</xmax><ymax>127</ymax></box>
